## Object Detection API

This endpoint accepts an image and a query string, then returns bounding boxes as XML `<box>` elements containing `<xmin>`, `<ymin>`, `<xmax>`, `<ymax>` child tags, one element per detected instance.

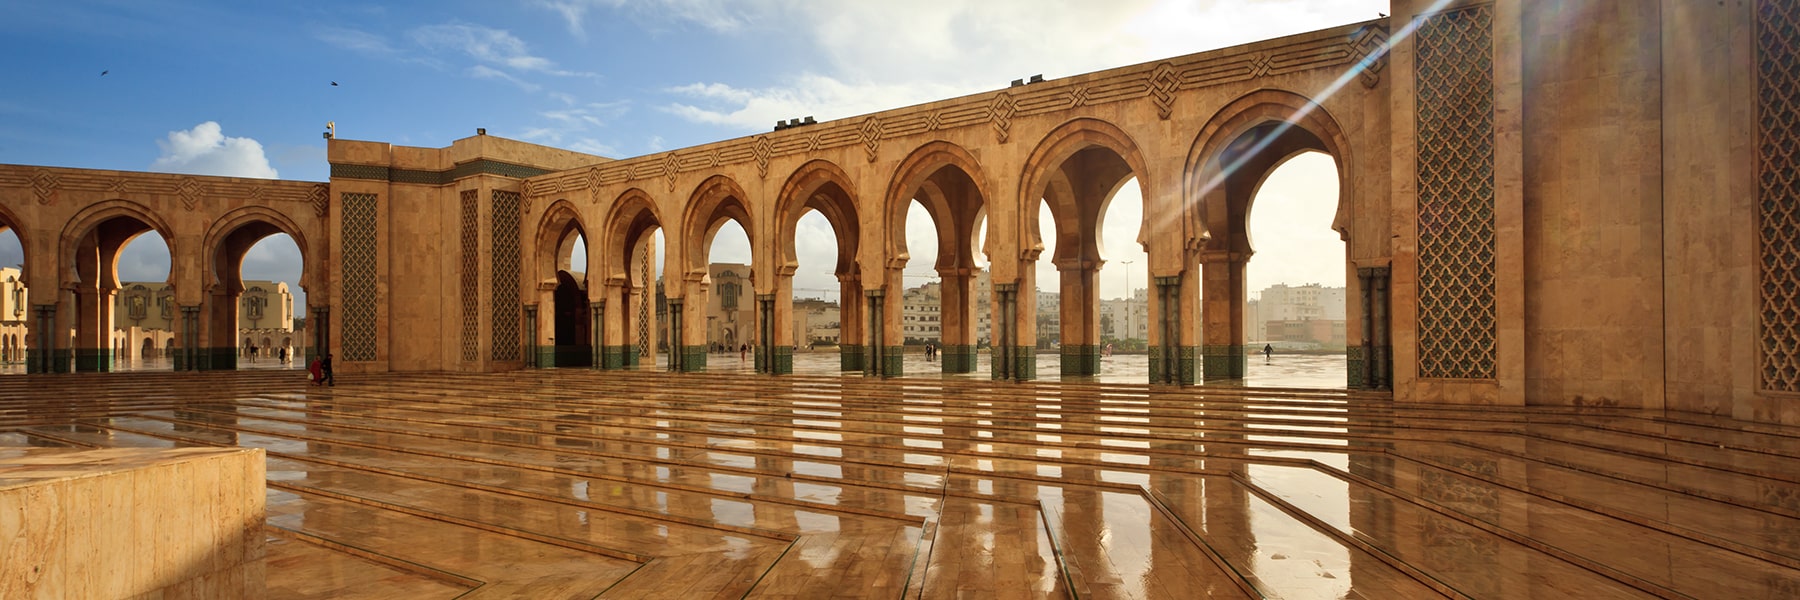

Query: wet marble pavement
<box><xmin>3</xmin><ymin>369</ymin><xmax>1797</xmax><ymax>598</ymax></box>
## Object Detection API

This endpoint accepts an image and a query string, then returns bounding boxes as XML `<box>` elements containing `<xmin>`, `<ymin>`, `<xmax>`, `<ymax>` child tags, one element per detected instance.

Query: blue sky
<box><xmin>0</xmin><ymin>0</ymin><xmax>1385</xmax><ymax>311</ymax></box>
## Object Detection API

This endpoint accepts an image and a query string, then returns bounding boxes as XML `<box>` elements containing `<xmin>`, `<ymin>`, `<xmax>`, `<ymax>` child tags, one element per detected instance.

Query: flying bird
<box><xmin>100</xmin><ymin>70</ymin><xmax>108</xmax><ymax>76</ymax></box>
<box><xmin>330</xmin><ymin>81</ymin><xmax>339</xmax><ymax>86</ymax></box>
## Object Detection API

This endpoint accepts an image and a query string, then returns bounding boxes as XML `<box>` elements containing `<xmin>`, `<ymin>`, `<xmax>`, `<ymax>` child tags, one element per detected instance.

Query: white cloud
<box><xmin>149</xmin><ymin>122</ymin><xmax>279</xmax><ymax>179</ymax></box>
<box><xmin>533</xmin><ymin>0</ymin><xmax>760</xmax><ymax>37</ymax></box>
<box><xmin>663</xmin><ymin>74</ymin><xmax>967</xmax><ymax>133</ymax></box>
<box><xmin>410</xmin><ymin>24</ymin><xmax>592</xmax><ymax>77</ymax></box>
<box><xmin>470</xmin><ymin>65</ymin><xmax>542</xmax><ymax>92</ymax></box>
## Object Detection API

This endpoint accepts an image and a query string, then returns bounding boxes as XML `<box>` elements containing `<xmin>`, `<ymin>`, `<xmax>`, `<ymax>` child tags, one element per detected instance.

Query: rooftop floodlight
<box><xmin>804</xmin><ymin>116</ymin><xmax>816</xmax><ymax>124</ymax></box>
<box><xmin>774</xmin><ymin>120</ymin><xmax>786</xmax><ymax>131</ymax></box>
<box><xmin>477</xmin><ymin>128</ymin><xmax>487</xmax><ymax>135</ymax></box>
<box><xmin>1029</xmin><ymin>74</ymin><xmax>1044</xmax><ymax>83</ymax></box>
<box><xmin>1011</xmin><ymin>79</ymin><xmax>1024</xmax><ymax>87</ymax></box>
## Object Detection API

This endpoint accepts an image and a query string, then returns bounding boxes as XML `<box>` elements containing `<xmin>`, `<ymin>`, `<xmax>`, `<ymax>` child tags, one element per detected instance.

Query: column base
<box><xmin>601</xmin><ymin>345</ymin><xmax>626</xmax><ymax>369</ymax></box>
<box><xmin>1202</xmin><ymin>344</ymin><xmax>1246</xmax><ymax>381</ymax></box>
<box><xmin>941</xmin><ymin>344</ymin><xmax>976</xmax><ymax>374</ymax></box>
<box><xmin>994</xmin><ymin>345</ymin><xmax>1036</xmax><ymax>381</ymax></box>
<box><xmin>1348</xmin><ymin>346</ymin><xmax>1367</xmax><ymax>389</ymax></box>
<box><xmin>27</xmin><ymin>349</ymin><xmax>72</xmax><ymax>373</ymax></box>
<box><xmin>75</xmin><ymin>348</ymin><xmax>115</xmax><ymax>373</ymax></box>
<box><xmin>681</xmin><ymin>345</ymin><xmax>707</xmax><ymax>372</ymax></box>
<box><xmin>840</xmin><ymin>345</ymin><xmax>864</xmax><ymax>372</ymax></box>
<box><xmin>771</xmin><ymin>346</ymin><xmax>793</xmax><ymax>375</ymax></box>
<box><xmin>1060</xmin><ymin>344</ymin><xmax>1100</xmax><ymax>377</ymax></box>
<box><xmin>203</xmin><ymin>348</ymin><xmax>239</xmax><ymax>371</ymax></box>
<box><xmin>881</xmin><ymin>345</ymin><xmax>904</xmax><ymax>377</ymax></box>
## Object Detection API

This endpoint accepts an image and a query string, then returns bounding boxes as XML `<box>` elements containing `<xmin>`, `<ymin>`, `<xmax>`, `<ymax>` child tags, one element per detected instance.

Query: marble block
<box><xmin>0</xmin><ymin>447</ymin><xmax>266</xmax><ymax>599</ymax></box>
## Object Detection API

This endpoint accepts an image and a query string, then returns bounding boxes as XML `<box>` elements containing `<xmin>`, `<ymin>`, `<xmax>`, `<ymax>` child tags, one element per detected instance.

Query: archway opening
<box><xmin>792</xmin><ymin>209</ymin><xmax>842</xmax><ymax>355</ymax></box>
<box><xmin>551</xmin><ymin>230</ymin><xmax>591</xmax><ymax>367</ymax></box>
<box><xmin>1244</xmin><ymin>151</ymin><xmax>1345</xmax><ymax>386</ymax></box>
<box><xmin>238</xmin><ymin>233</ymin><xmax>303</xmax><ymax>369</ymax></box>
<box><xmin>705</xmin><ymin>219</ymin><xmax>752</xmax><ymax>367</ymax></box>
<box><xmin>93</xmin><ymin>224</ymin><xmax>171</xmax><ymax>372</ymax></box>
<box><xmin>901</xmin><ymin>198</ymin><xmax>944</xmax><ymax>363</ymax></box>
<box><xmin>0</xmin><ymin>226</ymin><xmax>23</xmax><ymax>370</ymax></box>
<box><xmin>1032</xmin><ymin>142</ymin><xmax>1144</xmax><ymax>381</ymax></box>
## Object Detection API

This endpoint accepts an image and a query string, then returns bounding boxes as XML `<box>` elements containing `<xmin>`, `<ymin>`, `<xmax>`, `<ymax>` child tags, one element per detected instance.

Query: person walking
<box><xmin>308</xmin><ymin>355</ymin><xmax>323</xmax><ymax>385</ymax></box>
<box><xmin>1263</xmin><ymin>343</ymin><xmax>1273</xmax><ymax>364</ymax></box>
<box><xmin>321</xmin><ymin>353</ymin><xmax>336</xmax><ymax>386</ymax></box>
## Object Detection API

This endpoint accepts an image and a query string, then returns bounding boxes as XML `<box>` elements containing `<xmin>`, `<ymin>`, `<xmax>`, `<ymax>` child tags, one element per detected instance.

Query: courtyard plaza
<box><xmin>4</xmin><ymin>358</ymin><xmax>1799</xmax><ymax>599</ymax></box>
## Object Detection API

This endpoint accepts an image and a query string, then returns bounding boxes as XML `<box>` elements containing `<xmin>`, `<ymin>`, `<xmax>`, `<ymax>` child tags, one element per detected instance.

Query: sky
<box><xmin>0</xmin><ymin>0</ymin><xmax>1386</xmax><ymax>310</ymax></box>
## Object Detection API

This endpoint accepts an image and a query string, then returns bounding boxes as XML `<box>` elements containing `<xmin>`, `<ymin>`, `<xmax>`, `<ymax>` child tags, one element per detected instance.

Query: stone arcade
<box><xmin>4</xmin><ymin>1</ymin><xmax>1789</xmax><ymax>424</ymax></box>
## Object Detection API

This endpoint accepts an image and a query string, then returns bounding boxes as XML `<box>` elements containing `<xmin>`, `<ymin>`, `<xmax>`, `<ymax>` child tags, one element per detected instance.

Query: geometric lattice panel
<box><xmin>1760</xmin><ymin>0</ymin><xmax>1800</xmax><ymax>393</ymax></box>
<box><xmin>460</xmin><ymin>189</ymin><xmax>480</xmax><ymax>363</ymax></box>
<box><xmin>341</xmin><ymin>192</ymin><xmax>379</xmax><ymax>361</ymax></box>
<box><xmin>491</xmin><ymin>190</ymin><xmax>522</xmax><ymax>362</ymax></box>
<box><xmin>1414</xmin><ymin>6</ymin><xmax>1496</xmax><ymax>380</ymax></box>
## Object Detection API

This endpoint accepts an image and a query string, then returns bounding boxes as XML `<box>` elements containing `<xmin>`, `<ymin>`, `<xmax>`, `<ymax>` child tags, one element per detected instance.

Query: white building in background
<box><xmin>1</xmin><ymin>267</ymin><xmax>27</xmax><ymax>364</ymax></box>
<box><xmin>1099</xmin><ymin>288</ymin><xmax>1149</xmax><ymax>342</ymax></box>
<box><xmin>1246</xmin><ymin>283</ymin><xmax>1347</xmax><ymax>349</ymax></box>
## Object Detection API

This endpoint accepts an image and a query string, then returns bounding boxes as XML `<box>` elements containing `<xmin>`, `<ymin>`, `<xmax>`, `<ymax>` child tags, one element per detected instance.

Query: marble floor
<box><xmin>2</xmin><ymin>368</ymin><xmax>1798</xmax><ymax>598</ymax></box>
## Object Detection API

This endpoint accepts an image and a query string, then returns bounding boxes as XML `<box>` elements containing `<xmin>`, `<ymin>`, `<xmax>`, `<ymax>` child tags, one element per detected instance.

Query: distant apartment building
<box><xmin>1246</xmin><ymin>283</ymin><xmax>1347</xmax><ymax>349</ymax></box>
<box><xmin>1099</xmin><ymin>288</ymin><xmax>1150</xmax><ymax>341</ymax></box>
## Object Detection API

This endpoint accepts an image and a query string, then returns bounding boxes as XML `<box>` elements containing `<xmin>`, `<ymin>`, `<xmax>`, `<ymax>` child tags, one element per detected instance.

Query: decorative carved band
<box><xmin>521</xmin><ymin>21</ymin><xmax>1390</xmax><ymax>199</ymax></box>
<box><xmin>330</xmin><ymin>159</ymin><xmax>554</xmax><ymax>184</ymax></box>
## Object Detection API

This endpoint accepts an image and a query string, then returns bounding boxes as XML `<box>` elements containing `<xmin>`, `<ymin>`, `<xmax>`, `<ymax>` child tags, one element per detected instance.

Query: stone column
<box><xmin>181</xmin><ymin>305</ymin><xmax>204</xmax><ymax>371</ymax></box>
<box><xmin>1013</xmin><ymin>267</ymin><xmax>1038</xmax><ymax>381</ymax></box>
<box><xmin>1057</xmin><ymin>260</ymin><xmax>1102</xmax><ymax>377</ymax></box>
<box><xmin>309</xmin><ymin>306</ymin><xmax>330</xmax><ymax>364</ymax></box>
<box><xmin>665</xmin><ymin>297</ymin><xmax>685</xmax><ymax>372</ymax></box>
<box><xmin>1354</xmin><ymin>267</ymin><xmax>1376</xmax><ymax>389</ymax></box>
<box><xmin>1200</xmin><ymin>254</ymin><xmax>1248</xmax><ymax>380</ymax></box>
<box><xmin>1150</xmin><ymin>276</ymin><xmax>1190</xmax><ymax>384</ymax></box>
<box><xmin>864</xmin><ymin>288</ymin><xmax>892</xmax><ymax>377</ymax></box>
<box><xmin>769</xmin><ymin>268</ymin><xmax>795</xmax><ymax>375</ymax></box>
<box><xmin>205</xmin><ymin>287</ymin><xmax>241</xmax><ymax>371</ymax></box>
<box><xmin>939</xmin><ymin>268</ymin><xmax>978</xmax><ymax>374</ymax></box>
<box><xmin>1373</xmin><ymin>267</ymin><xmax>1392</xmax><ymax>389</ymax></box>
<box><xmin>870</xmin><ymin>266</ymin><xmax>904</xmax><ymax>377</ymax></box>
<box><xmin>838</xmin><ymin>274</ymin><xmax>864</xmax><ymax>372</ymax></box>
<box><xmin>73</xmin><ymin>285</ymin><xmax>117</xmax><ymax>372</ymax></box>
<box><xmin>590</xmin><ymin>300</ymin><xmax>605</xmax><ymax>370</ymax></box>
<box><xmin>522</xmin><ymin>305</ymin><xmax>539</xmax><ymax>368</ymax></box>
<box><xmin>30</xmin><ymin>304</ymin><xmax>63</xmax><ymax>373</ymax></box>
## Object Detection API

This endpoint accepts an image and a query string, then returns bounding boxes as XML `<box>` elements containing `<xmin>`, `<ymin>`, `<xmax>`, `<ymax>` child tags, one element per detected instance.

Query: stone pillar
<box><xmin>1013</xmin><ymin>267</ymin><xmax>1038</xmax><ymax>381</ymax></box>
<box><xmin>838</xmin><ymin>275</ymin><xmax>864</xmax><ymax>372</ymax></box>
<box><xmin>308</xmin><ymin>306</ymin><xmax>330</xmax><ymax>364</ymax></box>
<box><xmin>1354</xmin><ymin>268</ymin><xmax>1376</xmax><ymax>389</ymax></box>
<box><xmin>1373</xmin><ymin>267</ymin><xmax>1392</xmax><ymax>389</ymax></box>
<box><xmin>1057</xmin><ymin>260</ymin><xmax>1102</xmax><ymax>377</ymax></box>
<box><xmin>993</xmin><ymin>281</ymin><xmax>1022</xmax><ymax>378</ymax></box>
<box><xmin>939</xmin><ymin>268</ymin><xmax>978</xmax><ymax>374</ymax></box>
<box><xmin>204</xmin><ymin>287</ymin><xmax>240</xmax><ymax>371</ymax></box>
<box><xmin>768</xmin><ymin>269</ymin><xmax>794</xmax><ymax>375</ymax></box>
<box><xmin>601</xmin><ymin>299</ymin><xmax>615</xmax><ymax>369</ymax></box>
<box><xmin>522</xmin><ymin>305</ymin><xmax>539</xmax><ymax>368</ymax></box>
<box><xmin>1150</xmin><ymin>276</ymin><xmax>1191</xmax><ymax>384</ymax></box>
<box><xmin>665</xmin><ymin>298</ymin><xmax>686</xmax><ymax>372</ymax></box>
<box><xmin>1201</xmin><ymin>254</ymin><xmax>1248</xmax><ymax>380</ymax></box>
<box><xmin>29</xmin><ymin>303</ymin><xmax>65</xmax><ymax>373</ymax></box>
<box><xmin>73</xmin><ymin>286</ymin><xmax>116</xmax><ymax>372</ymax></box>
<box><xmin>178</xmin><ymin>305</ymin><xmax>203</xmax><ymax>371</ymax></box>
<box><xmin>864</xmin><ymin>288</ymin><xmax>894</xmax><ymax>377</ymax></box>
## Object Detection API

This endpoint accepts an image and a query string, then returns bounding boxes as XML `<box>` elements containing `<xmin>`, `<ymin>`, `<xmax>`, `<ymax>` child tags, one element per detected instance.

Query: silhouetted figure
<box><xmin>321</xmin><ymin>353</ymin><xmax>335</xmax><ymax>386</ymax></box>
<box><xmin>1263</xmin><ymin>343</ymin><xmax>1273</xmax><ymax>364</ymax></box>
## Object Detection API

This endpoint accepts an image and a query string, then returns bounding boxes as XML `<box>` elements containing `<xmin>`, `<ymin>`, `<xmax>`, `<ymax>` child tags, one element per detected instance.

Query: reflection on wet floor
<box><xmin>3</xmin><ymin>368</ymin><xmax>1798</xmax><ymax>598</ymax></box>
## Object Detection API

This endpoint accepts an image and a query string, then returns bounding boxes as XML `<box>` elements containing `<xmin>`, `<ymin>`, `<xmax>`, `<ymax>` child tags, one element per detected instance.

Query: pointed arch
<box><xmin>57</xmin><ymin>199</ymin><xmax>177</xmax><ymax>286</ymax></box>
<box><xmin>532</xmin><ymin>198</ymin><xmax>589</xmax><ymax>287</ymax></box>
<box><xmin>775</xmin><ymin>159</ymin><xmax>862</xmax><ymax>277</ymax></box>
<box><xmin>680</xmin><ymin>175</ymin><xmax>755</xmax><ymax>278</ymax></box>
<box><xmin>201</xmin><ymin>205</ymin><xmax>312</xmax><ymax>295</ymax></box>
<box><xmin>1018</xmin><ymin>118</ymin><xmax>1154</xmax><ymax>266</ymax></box>
<box><xmin>883</xmin><ymin>141</ymin><xmax>990</xmax><ymax>271</ymax></box>
<box><xmin>601</xmin><ymin>188</ymin><xmax>666</xmax><ymax>287</ymax></box>
<box><xmin>1186</xmin><ymin>88</ymin><xmax>1353</xmax><ymax>253</ymax></box>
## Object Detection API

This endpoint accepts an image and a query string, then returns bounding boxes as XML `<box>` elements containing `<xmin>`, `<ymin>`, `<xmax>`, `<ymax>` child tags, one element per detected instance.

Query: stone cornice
<box><xmin>523</xmin><ymin>20</ymin><xmax>1389</xmax><ymax>198</ymax></box>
